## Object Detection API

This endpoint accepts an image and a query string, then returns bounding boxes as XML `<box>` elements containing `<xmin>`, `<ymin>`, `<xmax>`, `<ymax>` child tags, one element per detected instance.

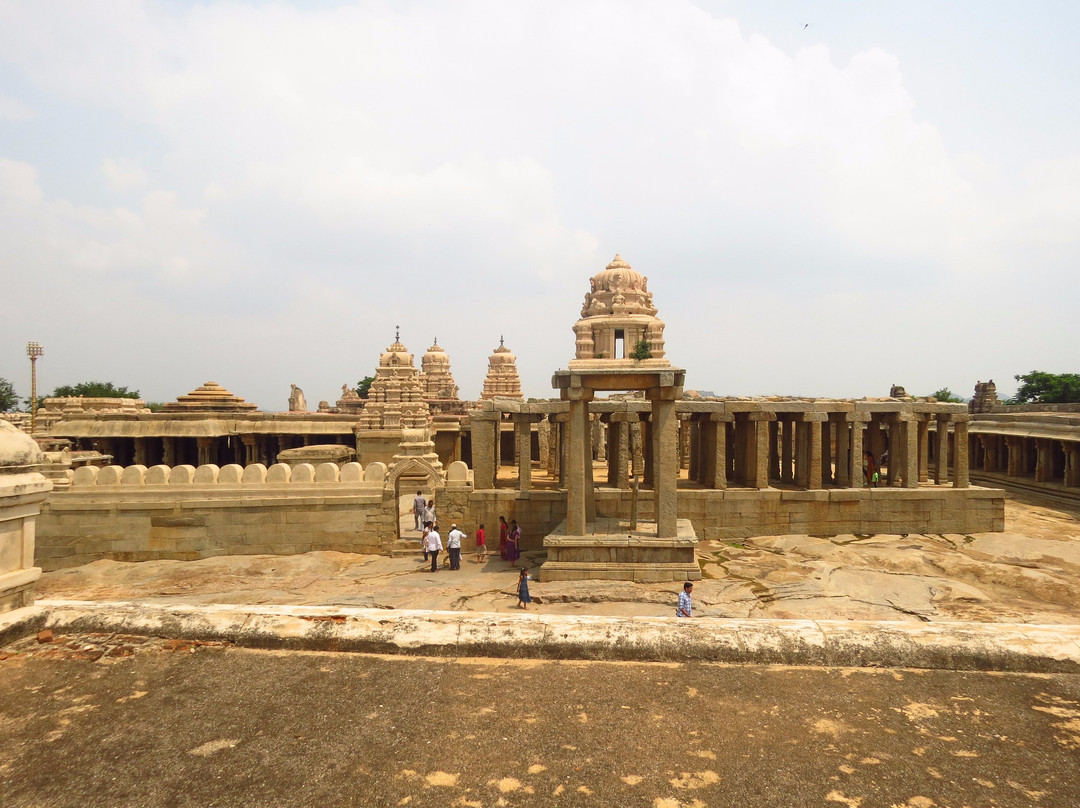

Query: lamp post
<box><xmin>27</xmin><ymin>341</ymin><xmax>44</xmax><ymax>434</ymax></box>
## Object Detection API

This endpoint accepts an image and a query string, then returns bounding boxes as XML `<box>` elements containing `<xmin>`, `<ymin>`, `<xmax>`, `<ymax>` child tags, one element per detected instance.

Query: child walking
<box><xmin>517</xmin><ymin>567</ymin><xmax>532</xmax><ymax>609</ymax></box>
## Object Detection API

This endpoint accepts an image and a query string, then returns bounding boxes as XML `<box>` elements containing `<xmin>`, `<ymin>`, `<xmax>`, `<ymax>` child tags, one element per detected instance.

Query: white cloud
<box><xmin>0</xmin><ymin>1</ymin><xmax>1076</xmax><ymax>406</ymax></box>
<box><xmin>101</xmin><ymin>157</ymin><xmax>148</xmax><ymax>190</ymax></box>
<box><xmin>0</xmin><ymin>92</ymin><xmax>34</xmax><ymax>120</ymax></box>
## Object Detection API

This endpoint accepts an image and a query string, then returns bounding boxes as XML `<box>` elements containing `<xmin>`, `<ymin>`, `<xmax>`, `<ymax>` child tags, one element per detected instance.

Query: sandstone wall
<box><xmin>593</xmin><ymin>487</ymin><xmax>1004</xmax><ymax>539</ymax></box>
<box><xmin>35</xmin><ymin>461</ymin><xmax>398</xmax><ymax>571</ymax></box>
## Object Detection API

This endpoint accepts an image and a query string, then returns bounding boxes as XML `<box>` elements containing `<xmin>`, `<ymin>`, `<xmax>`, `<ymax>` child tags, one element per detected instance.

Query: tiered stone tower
<box><xmin>419</xmin><ymin>339</ymin><xmax>460</xmax><ymax>400</ymax></box>
<box><xmin>357</xmin><ymin>330</ymin><xmax>430</xmax><ymax>430</ymax></box>
<box><xmin>570</xmin><ymin>254</ymin><xmax>667</xmax><ymax>365</ymax></box>
<box><xmin>162</xmin><ymin>382</ymin><xmax>258</xmax><ymax>413</ymax></box>
<box><xmin>481</xmin><ymin>337</ymin><xmax>524</xmax><ymax>400</ymax></box>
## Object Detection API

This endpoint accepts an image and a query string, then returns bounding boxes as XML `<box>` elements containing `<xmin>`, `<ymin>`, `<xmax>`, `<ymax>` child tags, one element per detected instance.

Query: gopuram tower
<box><xmin>357</xmin><ymin>330</ymin><xmax>430</xmax><ymax>430</ymax></box>
<box><xmin>357</xmin><ymin>329</ymin><xmax>442</xmax><ymax>480</ymax></box>
<box><xmin>480</xmin><ymin>337</ymin><xmax>524</xmax><ymax>400</ymax></box>
<box><xmin>552</xmin><ymin>255</ymin><xmax>686</xmax><ymax>538</ymax></box>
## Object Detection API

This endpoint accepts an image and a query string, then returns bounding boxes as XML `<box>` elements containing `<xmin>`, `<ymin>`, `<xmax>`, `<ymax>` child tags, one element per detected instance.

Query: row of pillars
<box><xmin>94</xmin><ymin>434</ymin><xmax>336</xmax><ymax>468</ymax></box>
<box><xmin>976</xmin><ymin>434</ymin><xmax>1080</xmax><ymax>488</ymax></box>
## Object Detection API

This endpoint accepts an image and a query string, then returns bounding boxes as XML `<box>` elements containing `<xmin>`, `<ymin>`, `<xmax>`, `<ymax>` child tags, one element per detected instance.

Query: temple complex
<box><xmin>0</xmin><ymin>254</ymin><xmax>1033</xmax><ymax>587</ymax></box>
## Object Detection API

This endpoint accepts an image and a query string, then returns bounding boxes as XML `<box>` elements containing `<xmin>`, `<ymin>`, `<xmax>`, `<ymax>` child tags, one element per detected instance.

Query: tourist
<box><xmin>676</xmin><ymin>581</ymin><xmax>693</xmax><ymax>617</ymax></box>
<box><xmin>447</xmin><ymin>523</ymin><xmax>465</xmax><ymax>570</ymax></box>
<box><xmin>506</xmin><ymin>519</ymin><xmax>522</xmax><ymax>563</ymax></box>
<box><xmin>475</xmin><ymin>523</ymin><xmax>487</xmax><ymax>563</ymax></box>
<box><xmin>517</xmin><ymin>567</ymin><xmax>532</xmax><ymax>609</ymax></box>
<box><xmin>421</xmin><ymin>520</ymin><xmax>431</xmax><ymax>561</ymax></box>
<box><xmin>424</xmin><ymin>524</ymin><xmax>443</xmax><ymax>573</ymax></box>
<box><xmin>864</xmin><ymin>451</ymin><xmax>878</xmax><ymax>487</ymax></box>
<box><xmin>498</xmin><ymin>515</ymin><xmax>509</xmax><ymax>560</ymax></box>
<box><xmin>423</xmin><ymin>499</ymin><xmax>436</xmax><ymax>527</ymax></box>
<box><xmin>412</xmin><ymin>490</ymin><xmax>426</xmax><ymax>531</ymax></box>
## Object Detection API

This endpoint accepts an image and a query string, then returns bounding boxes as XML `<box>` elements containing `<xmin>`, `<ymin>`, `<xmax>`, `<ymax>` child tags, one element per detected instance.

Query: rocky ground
<box><xmin>35</xmin><ymin>496</ymin><xmax>1080</xmax><ymax>624</ymax></box>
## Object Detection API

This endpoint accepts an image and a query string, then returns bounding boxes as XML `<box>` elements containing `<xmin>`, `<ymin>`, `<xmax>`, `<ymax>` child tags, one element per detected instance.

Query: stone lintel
<box><xmin>798</xmin><ymin>412</ymin><xmax>828</xmax><ymax>422</ymax></box>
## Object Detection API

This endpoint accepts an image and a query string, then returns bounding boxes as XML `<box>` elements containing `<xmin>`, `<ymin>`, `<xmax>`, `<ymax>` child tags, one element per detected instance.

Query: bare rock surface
<box><xmin>35</xmin><ymin>498</ymin><xmax>1080</xmax><ymax>623</ymax></box>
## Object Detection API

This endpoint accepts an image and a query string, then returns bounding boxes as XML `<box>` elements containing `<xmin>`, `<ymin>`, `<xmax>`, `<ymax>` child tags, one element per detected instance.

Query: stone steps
<box><xmin>541</xmin><ymin>561</ymin><xmax>701</xmax><ymax>583</ymax></box>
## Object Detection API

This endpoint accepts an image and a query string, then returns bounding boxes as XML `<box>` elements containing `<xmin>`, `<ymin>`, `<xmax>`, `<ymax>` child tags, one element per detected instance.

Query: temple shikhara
<box><xmin>17</xmin><ymin>251</ymin><xmax>1080</xmax><ymax>608</ymax></box>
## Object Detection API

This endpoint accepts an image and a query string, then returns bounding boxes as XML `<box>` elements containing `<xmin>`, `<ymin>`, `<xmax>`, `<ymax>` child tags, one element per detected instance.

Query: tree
<box><xmin>0</xmin><ymin>378</ymin><xmax>18</xmax><ymax>412</ymax></box>
<box><xmin>931</xmin><ymin>388</ymin><xmax>964</xmax><ymax>403</ymax></box>
<box><xmin>1010</xmin><ymin>371</ymin><xmax>1080</xmax><ymax>404</ymax></box>
<box><xmin>356</xmin><ymin>376</ymin><xmax>375</xmax><ymax>399</ymax></box>
<box><xmin>629</xmin><ymin>339</ymin><xmax>652</xmax><ymax>360</ymax></box>
<box><xmin>49</xmin><ymin>381</ymin><xmax>141</xmax><ymax>399</ymax></box>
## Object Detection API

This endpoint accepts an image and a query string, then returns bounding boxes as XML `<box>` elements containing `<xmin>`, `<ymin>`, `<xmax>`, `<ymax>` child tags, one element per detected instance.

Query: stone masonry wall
<box><xmin>594</xmin><ymin>487</ymin><xmax>1004</xmax><ymax>539</ymax></box>
<box><xmin>35</xmin><ymin>461</ymin><xmax>399</xmax><ymax>571</ymax></box>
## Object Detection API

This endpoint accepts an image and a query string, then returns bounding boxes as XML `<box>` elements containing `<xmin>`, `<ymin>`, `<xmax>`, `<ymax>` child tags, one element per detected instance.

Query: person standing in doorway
<box><xmin>423</xmin><ymin>499</ymin><xmax>436</xmax><ymax>528</ymax></box>
<box><xmin>425</xmin><ymin>524</ymin><xmax>443</xmax><ymax>573</ymax></box>
<box><xmin>412</xmin><ymin>490</ymin><xmax>426</xmax><ymax>532</ymax></box>
<box><xmin>676</xmin><ymin>582</ymin><xmax>693</xmax><ymax>617</ymax></box>
<box><xmin>447</xmin><ymin>524</ymin><xmax>465</xmax><ymax>570</ymax></box>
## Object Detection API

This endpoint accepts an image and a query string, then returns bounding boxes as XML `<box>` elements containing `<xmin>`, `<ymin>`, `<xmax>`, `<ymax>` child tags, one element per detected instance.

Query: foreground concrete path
<box><xmin>1</xmin><ymin>641</ymin><xmax>1078</xmax><ymax>808</ymax></box>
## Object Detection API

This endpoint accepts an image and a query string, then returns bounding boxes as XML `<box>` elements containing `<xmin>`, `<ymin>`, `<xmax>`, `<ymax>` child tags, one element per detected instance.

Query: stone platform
<box><xmin>541</xmin><ymin>517</ymin><xmax>700</xmax><ymax>582</ymax></box>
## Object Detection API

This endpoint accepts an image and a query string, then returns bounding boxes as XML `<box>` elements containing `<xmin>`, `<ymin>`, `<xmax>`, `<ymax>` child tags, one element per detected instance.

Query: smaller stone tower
<box><xmin>481</xmin><ymin>337</ymin><xmax>524</xmax><ymax>400</ymax></box>
<box><xmin>357</xmin><ymin>330</ymin><xmax>431</xmax><ymax>430</ymax></box>
<box><xmin>419</xmin><ymin>338</ymin><xmax>460</xmax><ymax>400</ymax></box>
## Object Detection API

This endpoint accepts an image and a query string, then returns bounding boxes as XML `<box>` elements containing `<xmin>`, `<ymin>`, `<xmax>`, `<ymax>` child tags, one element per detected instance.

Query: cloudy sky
<box><xmin>1</xmin><ymin>1</ymin><xmax>1077</xmax><ymax>409</ymax></box>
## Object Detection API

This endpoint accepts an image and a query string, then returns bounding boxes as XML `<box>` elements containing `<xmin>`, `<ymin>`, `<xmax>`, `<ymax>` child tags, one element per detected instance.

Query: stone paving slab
<box><xmin>4</xmin><ymin>600</ymin><xmax>1080</xmax><ymax>673</ymax></box>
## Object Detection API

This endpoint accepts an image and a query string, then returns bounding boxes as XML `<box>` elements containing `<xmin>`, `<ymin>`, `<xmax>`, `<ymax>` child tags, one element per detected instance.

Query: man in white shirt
<box><xmin>424</xmin><ymin>525</ymin><xmax>443</xmax><ymax>573</ymax></box>
<box><xmin>447</xmin><ymin>524</ymin><xmax>466</xmax><ymax>570</ymax></box>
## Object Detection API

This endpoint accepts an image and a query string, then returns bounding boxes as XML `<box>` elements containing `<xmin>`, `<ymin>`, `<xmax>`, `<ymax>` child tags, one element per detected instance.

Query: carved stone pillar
<box><xmin>953</xmin><ymin>417</ymin><xmax>970</xmax><ymax>488</ymax></box>
<box><xmin>806</xmin><ymin>414</ymin><xmax>825</xmax><ymax>490</ymax></box>
<box><xmin>1035</xmin><ymin>439</ymin><xmax>1053</xmax><ymax>483</ymax></box>
<box><xmin>133</xmin><ymin>437</ymin><xmax>148</xmax><ymax>467</ymax></box>
<box><xmin>1063</xmin><ymin>442</ymin><xmax>1080</xmax><ymax>488</ymax></box>
<box><xmin>196</xmin><ymin>437</ymin><xmax>213</xmax><ymax>466</ymax></box>
<box><xmin>935</xmin><ymin>416</ymin><xmax>950</xmax><ymax>485</ymax></box>
<box><xmin>242</xmin><ymin>436</ymin><xmax>258</xmax><ymax>467</ymax></box>
<box><xmin>471</xmin><ymin>414</ymin><xmax>498</xmax><ymax>490</ymax></box>
<box><xmin>901</xmin><ymin>414</ymin><xmax>919</xmax><ymax>489</ymax></box>
<box><xmin>849</xmin><ymin>412</ymin><xmax>868</xmax><ymax>489</ymax></box>
<box><xmin>833</xmin><ymin>414</ymin><xmax>851</xmax><ymax>487</ymax></box>
<box><xmin>917</xmin><ymin>417</ymin><xmax>930</xmax><ymax>483</ymax></box>
<box><xmin>780</xmin><ymin>416</ymin><xmax>794</xmax><ymax>483</ymax></box>
<box><xmin>651</xmin><ymin>392</ymin><xmax>679</xmax><ymax>538</ymax></box>
<box><xmin>567</xmin><ymin>391</ymin><xmax>593</xmax><ymax>535</ymax></box>
<box><xmin>513</xmin><ymin>415</ymin><xmax>533</xmax><ymax>492</ymax></box>
<box><xmin>820</xmin><ymin>417</ymin><xmax>832</xmax><ymax>485</ymax></box>
<box><xmin>162</xmin><ymin>437</ymin><xmax>175</xmax><ymax>467</ymax></box>
<box><xmin>747</xmin><ymin>412</ymin><xmax>773</xmax><ymax>490</ymax></box>
<box><xmin>769</xmin><ymin>420</ymin><xmax>780</xmax><ymax>482</ymax></box>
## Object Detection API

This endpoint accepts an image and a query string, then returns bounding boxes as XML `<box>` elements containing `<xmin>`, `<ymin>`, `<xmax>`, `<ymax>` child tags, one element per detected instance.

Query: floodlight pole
<box><xmin>27</xmin><ymin>341</ymin><xmax>44</xmax><ymax>434</ymax></box>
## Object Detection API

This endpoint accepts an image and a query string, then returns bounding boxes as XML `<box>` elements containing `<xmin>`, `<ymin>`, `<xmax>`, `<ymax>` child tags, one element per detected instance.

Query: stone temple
<box><xmin>1</xmin><ymin>255</ymin><xmax>1018</xmax><ymax>608</ymax></box>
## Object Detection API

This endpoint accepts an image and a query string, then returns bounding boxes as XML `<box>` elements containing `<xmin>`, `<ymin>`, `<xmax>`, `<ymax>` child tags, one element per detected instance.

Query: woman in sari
<box><xmin>498</xmin><ymin>515</ymin><xmax>509</xmax><ymax>560</ymax></box>
<box><xmin>506</xmin><ymin>519</ymin><xmax>522</xmax><ymax>563</ymax></box>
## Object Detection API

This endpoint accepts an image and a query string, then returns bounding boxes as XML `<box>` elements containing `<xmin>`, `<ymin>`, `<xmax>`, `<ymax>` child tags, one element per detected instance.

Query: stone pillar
<box><xmin>651</xmin><ymin>392</ymin><xmax>679</xmax><ymax>538</ymax></box>
<box><xmin>567</xmin><ymin>392</ymin><xmax>592</xmax><ymax>535</ymax></box>
<box><xmin>884</xmin><ymin>415</ymin><xmax>898</xmax><ymax>487</ymax></box>
<box><xmin>733</xmin><ymin>416</ymin><xmax>748</xmax><ymax>486</ymax></box>
<box><xmin>708</xmin><ymin>413</ymin><xmax>730</xmax><ymax>489</ymax></box>
<box><xmin>834</xmin><ymin>415</ymin><xmax>851</xmax><ymax>487</ymax></box>
<box><xmin>642</xmin><ymin>419</ymin><xmax>654</xmax><ymax>489</ymax></box>
<box><xmin>953</xmin><ymin>417</ymin><xmax>970</xmax><ymax>488</ymax></box>
<box><xmin>513</xmin><ymin>415</ymin><xmax>532</xmax><ymax>492</ymax></box>
<box><xmin>678</xmin><ymin>414</ymin><xmax>691</xmax><ymax>470</ymax></box>
<box><xmin>806</xmin><ymin>414</ymin><xmax>825</xmax><ymax>490</ymax></box>
<box><xmin>1063</xmin><ymin>443</ymin><xmax>1080</xmax><ymax>488</ymax></box>
<box><xmin>242</xmin><ymin>436</ymin><xmax>258</xmax><ymax>467</ymax></box>
<box><xmin>133</xmin><ymin>437</ymin><xmax>148</xmax><ymax>466</ymax></box>
<box><xmin>595</xmin><ymin>419</ymin><xmax>607</xmax><ymax>462</ymax></box>
<box><xmin>1035</xmin><ymin>439</ymin><xmax>1053</xmax><ymax>483</ymax></box>
<box><xmin>630</xmin><ymin>421</ymin><xmax>645</xmax><ymax>478</ymax></box>
<box><xmin>901</xmin><ymin>415</ymin><xmax>919</xmax><ymax>488</ymax></box>
<box><xmin>820</xmin><ymin>417</ymin><xmax>832</xmax><ymax>485</ymax></box>
<box><xmin>917</xmin><ymin>418</ymin><xmax>930</xmax><ymax>483</ymax></box>
<box><xmin>935</xmin><ymin>417</ymin><xmax>950</xmax><ymax>485</ymax></box>
<box><xmin>162</xmin><ymin>437</ymin><xmax>176</xmax><ymax>467</ymax></box>
<box><xmin>748</xmin><ymin>412</ymin><xmax>772</xmax><ymax>490</ymax></box>
<box><xmin>196</xmin><ymin>437</ymin><xmax>213</xmax><ymax>467</ymax></box>
<box><xmin>781</xmin><ymin>416</ymin><xmax>794</xmax><ymax>483</ymax></box>
<box><xmin>538</xmin><ymin>418</ymin><xmax>551</xmax><ymax>471</ymax></box>
<box><xmin>849</xmin><ymin>413</ymin><xmax>867</xmax><ymax>489</ymax></box>
<box><xmin>471</xmin><ymin>414</ymin><xmax>498</xmax><ymax>490</ymax></box>
<box><xmin>769</xmin><ymin>420</ymin><xmax>780</xmax><ymax>482</ymax></box>
<box><xmin>794</xmin><ymin>420</ymin><xmax>809</xmax><ymax>488</ymax></box>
